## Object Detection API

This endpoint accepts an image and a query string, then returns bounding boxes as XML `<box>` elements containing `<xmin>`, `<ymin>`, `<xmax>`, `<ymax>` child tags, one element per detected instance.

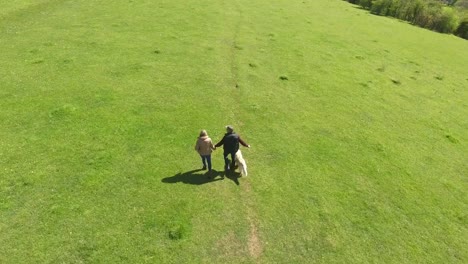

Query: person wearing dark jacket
<box><xmin>215</xmin><ymin>125</ymin><xmax>250</xmax><ymax>170</ymax></box>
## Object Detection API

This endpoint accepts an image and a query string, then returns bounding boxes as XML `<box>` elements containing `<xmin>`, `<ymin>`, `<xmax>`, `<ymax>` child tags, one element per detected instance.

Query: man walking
<box><xmin>215</xmin><ymin>125</ymin><xmax>250</xmax><ymax>171</ymax></box>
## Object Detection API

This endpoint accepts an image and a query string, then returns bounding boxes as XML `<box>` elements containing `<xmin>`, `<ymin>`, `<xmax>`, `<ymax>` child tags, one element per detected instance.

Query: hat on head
<box><xmin>226</xmin><ymin>125</ymin><xmax>234</xmax><ymax>132</ymax></box>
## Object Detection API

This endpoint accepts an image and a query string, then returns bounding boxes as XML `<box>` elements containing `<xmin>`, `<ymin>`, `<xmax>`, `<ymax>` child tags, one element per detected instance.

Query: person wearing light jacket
<box><xmin>195</xmin><ymin>130</ymin><xmax>215</xmax><ymax>171</ymax></box>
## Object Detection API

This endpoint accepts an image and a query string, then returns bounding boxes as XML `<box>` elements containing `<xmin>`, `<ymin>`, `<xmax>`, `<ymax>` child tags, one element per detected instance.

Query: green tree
<box><xmin>455</xmin><ymin>20</ymin><xmax>468</xmax><ymax>38</ymax></box>
<box><xmin>435</xmin><ymin>7</ymin><xmax>460</xmax><ymax>32</ymax></box>
<box><xmin>371</xmin><ymin>0</ymin><xmax>393</xmax><ymax>15</ymax></box>
<box><xmin>359</xmin><ymin>0</ymin><xmax>373</xmax><ymax>9</ymax></box>
<box><xmin>454</xmin><ymin>0</ymin><xmax>468</xmax><ymax>8</ymax></box>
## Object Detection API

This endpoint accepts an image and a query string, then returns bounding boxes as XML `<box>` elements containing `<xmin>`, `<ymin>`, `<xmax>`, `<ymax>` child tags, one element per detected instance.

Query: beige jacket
<box><xmin>195</xmin><ymin>136</ymin><xmax>215</xmax><ymax>156</ymax></box>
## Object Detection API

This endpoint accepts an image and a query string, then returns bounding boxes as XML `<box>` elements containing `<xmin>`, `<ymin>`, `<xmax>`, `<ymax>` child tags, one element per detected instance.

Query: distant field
<box><xmin>1</xmin><ymin>0</ymin><xmax>467</xmax><ymax>263</ymax></box>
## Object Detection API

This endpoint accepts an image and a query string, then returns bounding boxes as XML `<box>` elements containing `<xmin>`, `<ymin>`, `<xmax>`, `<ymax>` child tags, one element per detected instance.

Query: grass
<box><xmin>1</xmin><ymin>0</ymin><xmax>467</xmax><ymax>263</ymax></box>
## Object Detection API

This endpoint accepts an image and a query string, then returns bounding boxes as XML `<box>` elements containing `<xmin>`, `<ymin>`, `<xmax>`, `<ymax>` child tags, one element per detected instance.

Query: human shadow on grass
<box><xmin>161</xmin><ymin>169</ymin><xmax>224</xmax><ymax>185</ymax></box>
<box><xmin>161</xmin><ymin>169</ymin><xmax>243</xmax><ymax>186</ymax></box>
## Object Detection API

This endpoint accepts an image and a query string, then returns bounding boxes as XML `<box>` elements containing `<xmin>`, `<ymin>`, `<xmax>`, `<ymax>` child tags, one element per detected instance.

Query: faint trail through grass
<box><xmin>243</xmin><ymin>183</ymin><xmax>263</xmax><ymax>259</ymax></box>
<box><xmin>220</xmin><ymin>0</ymin><xmax>263</xmax><ymax>260</ymax></box>
<box><xmin>222</xmin><ymin>0</ymin><xmax>242</xmax><ymax>89</ymax></box>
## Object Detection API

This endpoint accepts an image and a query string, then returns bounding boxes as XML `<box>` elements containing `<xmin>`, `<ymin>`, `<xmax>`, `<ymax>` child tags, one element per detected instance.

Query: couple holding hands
<box><xmin>195</xmin><ymin>125</ymin><xmax>250</xmax><ymax>172</ymax></box>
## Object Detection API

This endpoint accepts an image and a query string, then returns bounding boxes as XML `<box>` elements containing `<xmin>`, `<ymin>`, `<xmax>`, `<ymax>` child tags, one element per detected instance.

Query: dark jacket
<box><xmin>215</xmin><ymin>132</ymin><xmax>249</xmax><ymax>153</ymax></box>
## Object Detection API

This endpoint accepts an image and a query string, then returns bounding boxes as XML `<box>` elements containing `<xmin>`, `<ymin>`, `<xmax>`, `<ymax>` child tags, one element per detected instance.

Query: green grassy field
<box><xmin>1</xmin><ymin>0</ymin><xmax>467</xmax><ymax>263</ymax></box>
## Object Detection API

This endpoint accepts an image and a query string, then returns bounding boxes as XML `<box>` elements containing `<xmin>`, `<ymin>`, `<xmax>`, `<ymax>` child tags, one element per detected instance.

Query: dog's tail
<box><xmin>241</xmin><ymin>163</ymin><xmax>248</xmax><ymax>177</ymax></box>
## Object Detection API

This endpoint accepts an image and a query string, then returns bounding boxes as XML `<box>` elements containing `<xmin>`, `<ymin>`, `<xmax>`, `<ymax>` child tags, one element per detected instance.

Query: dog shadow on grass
<box><xmin>161</xmin><ymin>169</ymin><xmax>242</xmax><ymax>186</ymax></box>
<box><xmin>224</xmin><ymin>170</ymin><xmax>242</xmax><ymax>186</ymax></box>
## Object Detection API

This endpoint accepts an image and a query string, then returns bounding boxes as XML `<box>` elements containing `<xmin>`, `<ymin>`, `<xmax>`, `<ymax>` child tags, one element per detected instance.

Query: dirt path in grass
<box><xmin>220</xmin><ymin>0</ymin><xmax>263</xmax><ymax>261</ymax></box>
<box><xmin>242</xmin><ymin>183</ymin><xmax>262</xmax><ymax>259</ymax></box>
<box><xmin>226</xmin><ymin>1</ymin><xmax>242</xmax><ymax>90</ymax></box>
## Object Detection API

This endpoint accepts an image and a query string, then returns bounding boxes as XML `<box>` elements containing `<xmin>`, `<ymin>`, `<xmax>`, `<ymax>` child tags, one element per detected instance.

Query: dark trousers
<box><xmin>200</xmin><ymin>155</ymin><xmax>212</xmax><ymax>170</ymax></box>
<box><xmin>223</xmin><ymin>151</ymin><xmax>236</xmax><ymax>169</ymax></box>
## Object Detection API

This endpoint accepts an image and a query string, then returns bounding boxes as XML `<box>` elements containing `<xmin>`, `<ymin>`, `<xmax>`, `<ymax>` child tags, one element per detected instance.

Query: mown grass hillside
<box><xmin>1</xmin><ymin>0</ymin><xmax>467</xmax><ymax>263</ymax></box>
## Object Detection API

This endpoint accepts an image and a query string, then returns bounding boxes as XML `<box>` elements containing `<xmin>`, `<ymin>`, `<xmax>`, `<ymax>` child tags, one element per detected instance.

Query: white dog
<box><xmin>235</xmin><ymin>150</ymin><xmax>248</xmax><ymax>177</ymax></box>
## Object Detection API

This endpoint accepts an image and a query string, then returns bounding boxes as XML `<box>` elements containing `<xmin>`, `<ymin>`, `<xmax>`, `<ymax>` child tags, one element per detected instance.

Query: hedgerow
<box><xmin>343</xmin><ymin>0</ymin><xmax>468</xmax><ymax>39</ymax></box>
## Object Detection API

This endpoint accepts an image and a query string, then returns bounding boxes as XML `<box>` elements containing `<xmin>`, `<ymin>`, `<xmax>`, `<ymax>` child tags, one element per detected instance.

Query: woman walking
<box><xmin>195</xmin><ymin>130</ymin><xmax>215</xmax><ymax>171</ymax></box>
